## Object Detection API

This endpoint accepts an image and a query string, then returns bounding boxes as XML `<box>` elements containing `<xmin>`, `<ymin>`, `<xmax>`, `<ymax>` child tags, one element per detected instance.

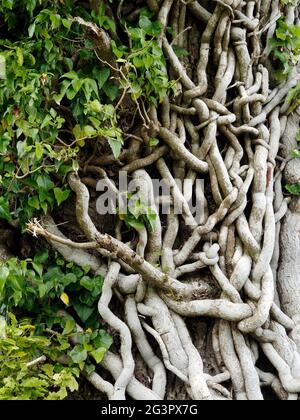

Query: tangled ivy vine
<box><xmin>1</xmin><ymin>0</ymin><xmax>300</xmax><ymax>401</ymax></box>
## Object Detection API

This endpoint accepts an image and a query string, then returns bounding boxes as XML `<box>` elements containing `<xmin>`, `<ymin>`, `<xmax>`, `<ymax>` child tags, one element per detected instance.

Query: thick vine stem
<box><xmin>84</xmin><ymin>372</ymin><xmax>114</xmax><ymax>400</ymax></box>
<box><xmin>174</xmin><ymin>188</ymin><xmax>239</xmax><ymax>266</ymax></box>
<box><xmin>218</xmin><ymin>320</ymin><xmax>247</xmax><ymax>400</ymax></box>
<box><xmin>125</xmin><ymin>296</ymin><xmax>167</xmax><ymax>398</ymax></box>
<box><xmin>188</xmin><ymin>1</ymin><xmax>212</xmax><ymax>23</ymax></box>
<box><xmin>231</xmin><ymin>327</ymin><xmax>263</xmax><ymax>400</ymax></box>
<box><xmin>98</xmin><ymin>262</ymin><xmax>135</xmax><ymax>400</ymax></box>
<box><xmin>102</xmin><ymin>354</ymin><xmax>162</xmax><ymax>400</ymax></box>
<box><xmin>142</xmin><ymin>290</ymin><xmax>189</xmax><ymax>375</ymax></box>
<box><xmin>159</xmin><ymin>127</ymin><xmax>209</xmax><ymax>173</ymax></box>
<box><xmin>171</xmin><ymin>312</ymin><xmax>212</xmax><ymax>400</ymax></box>
<box><xmin>162</xmin><ymin>296</ymin><xmax>252</xmax><ymax>322</ymax></box>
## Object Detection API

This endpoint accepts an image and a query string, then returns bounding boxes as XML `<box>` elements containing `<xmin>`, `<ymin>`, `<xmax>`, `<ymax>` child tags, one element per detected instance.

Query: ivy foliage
<box><xmin>0</xmin><ymin>250</ymin><xmax>113</xmax><ymax>399</ymax></box>
<box><xmin>269</xmin><ymin>17</ymin><xmax>300</xmax><ymax>78</ymax></box>
<box><xmin>280</xmin><ymin>0</ymin><xmax>298</xmax><ymax>4</ymax></box>
<box><xmin>0</xmin><ymin>250</ymin><xmax>105</xmax><ymax>326</ymax></box>
<box><xmin>0</xmin><ymin>313</ymin><xmax>80</xmax><ymax>400</ymax></box>
<box><xmin>0</xmin><ymin>312</ymin><xmax>112</xmax><ymax>399</ymax></box>
<box><xmin>286</xmin><ymin>82</ymin><xmax>300</xmax><ymax>114</ymax></box>
<box><xmin>270</xmin><ymin>14</ymin><xmax>300</xmax><ymax>196</ymax></box>
<box><xmin>118</xmin><ymin>192</ymin><xmax>157</xmax><ymax>232</ymax></box>
<box><xmin>286</xmin><ymin>130</ymin><xmax>300</xmax><ymax>195</ymax></box>
<box><xmin>112</xmin><ymin>10</ymin><xmax>176</xmax><ymax>107</ymax></box>
<box><xmin>0</xmin><ymin>1</ymin><xmax>125</xmax><ymax>227</ymax></box>
<box><xmin>0</xmin><ymin>0</ymin><xmax>174</xmax><ymax>229</ymax></box>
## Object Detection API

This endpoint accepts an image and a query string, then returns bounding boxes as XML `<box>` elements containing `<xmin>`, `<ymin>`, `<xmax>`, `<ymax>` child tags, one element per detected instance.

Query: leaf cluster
<box><xmin>112</xmin><ymin>10</ymin><xmax>176</xmax><ymax>107</ymax></box>
<box><xmin>0</xmin><ymin>250</ymin><xmax>113</xmax><ymax>399</ymax></box>
<box><xmin>0</xmin><ymin>313</ymin><xmax>79</xmax><ymax>400</ymax></box>
<box><xmin>286</xmin><ymin>130</ymin><xmax>300</xmax><ymax>195</ymax></box>
<box><xmin>269</xmin><ymin>18</ymin><xmax>300</xmax><ymax>78</ymax></box>
<box><xmin>118</xmin><ymin>192</ymin><xmax>157</xmax><ymax>232</ymax></box>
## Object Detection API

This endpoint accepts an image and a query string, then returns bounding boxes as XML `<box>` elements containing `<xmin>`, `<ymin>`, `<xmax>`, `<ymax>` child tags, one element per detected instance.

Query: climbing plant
<box><xmin>1</xmin><ymin>0</ymin><xmax>300</xmax><ymax>403</ymax></box>
<box><xmin>0</xmin><ymin>249</ymin><xmax>112</xmax><ymax>399</ymax></box>
<box><xmin>0</xmin><ymin>0</ymin><xmax>175</xmax><ymax>400</ymax></box>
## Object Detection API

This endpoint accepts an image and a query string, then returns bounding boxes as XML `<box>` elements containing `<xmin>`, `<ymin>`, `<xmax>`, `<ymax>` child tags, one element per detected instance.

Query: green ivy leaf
<box><xmin>286</xmin><ymin>182</ymin><xmax>300</xmax><ymax>195</ymax></box>
<box><xmin>35</xmin><ymin>143</ymin><xmax>44</xmax><ymax>160</ymax></box>
<box><xmin>38</xmin><ymin>283</ymin><xmax>48</xmax><ymax>298</ymax></box>
<box><xmin>93</xmin><ymin>330</ymin><xmax>113</xmax><ymax>349</ymax></box>
<box><xmin>139</xmin><ymin>16</ymin><xmax>162</xmax><ymax>36</ymax></box>
<box><xmin>84</xmin><ymin>364</ymin><xmax>96</xmax><ymax>377</ymax></box>
<box><xmin>90</xmin><ymin>347</ymin><xmax>107</xmax><ymax>364</ymax></box>
<box><xmin>108</xmin><ymin>138</ymin><xmax>122</xmax><ymax>159</ymax></box>
<box><xmin>73</xmin><ymin>301</ymin><xmax>94</xmax><ymax>323</ymax></box>
<box><xmin>34</xmin><ymin>250</ymin><xmax>49</xmax><ymax>265</ymax></box>
<box><xmin>103</xmin><ymin>83</ymin><xmax>119</xmax><ymax>101</ymax></box>
<box><xmin>128</xmin><ymin>218</ymin><xmax>145</xmax><ymax>231</ymax></box>
<box><xmin>0</xmin><ymin>198</ymin><xmax>11</xmax><ymax>221</ymax></box>
<box><xmin>291</xmin><ymin>150</ymin><xmax>300</xmax><ymax>158</ymax></box>
<box><xmin>22</xmin><ymin>378</ymin><xmax>48</xmax><ymax>388</ymax></box>
<box><xmin>3</xmin><ymin>0</ymin><xmax>14</xmax><ymax>10</ymax></box>
<box><xmin>94</xmin><ymin>68</ymin><xmax>110</xmax><ymax>89</ymax></box>
<box><xmin>0</xmin><ymin>266</ymin><xmax>9</xmax><ymax>294</ymax></box>
<box><xmin>80</xmin><ymin>277</ymin><xmax>94</xmax><ymax>292</ymax></box>
<box><xmin>62</xmin><ymin>18</ymin><xmax>72</xmax><ymax>30</ymax></box>
<box><xmin>36</xmin><ymin>175</ymin><xmax>54</xmax><ymax>191</ymax></box>
<box><xmin>71</xmin><ymin>78</ymin><xmax>83</xmax><ymax>94</ymax></box>
<box><xmin>62</xmin><ymin>71</ymin><xmax>78</xmax><ymax>80</ymax></box>
<box><xmin>28</xmin><ymin>23</ymin><xmax>36</xmax><ymax>38</ymax></box>
<box><xmin>73</xmin><ymin>124</ymin><xmax>83</xmax><ymax>140</ymax></box>
<box><xmin>172</xmin><ymin>45</ymin><xmax>188</xmax><ymax>58</ymax></box>
<box><xmin>69</xmin><ymin>345</ymin><xmax>88</xmax><ymax>364</ymax></box>
<box><xmin>88</xmin><ymin>100</ymin><xmax>102</xmax><ymax>114</ymax></box>
<box><xmin>83</xmin><ymin>125</ymin><xmax>97</xmax><ymax>138</ymax></box>
<box><xmin>63</xmin><ymin>317</ymin><xmax>76</xmax><ymax>336</ymax></box>
<box><xmin>149</xmin><ymin>138</ymin><xmax>159</xmax><ymax>147</ymax></box>
<box><xmin>32</xmin><ymin>262</ymin><xmax>43</xmax><ymax>277</ymax></box>
<box><xmin>28</xmin><ymin>196</ymin><xmax>40</xmax><ymax>210</ymax></box>
<box><xmin>16</xmin><ymin>48</ymin><xmax>24</xmax><ymax>67</ymax></box>
<box><xmin>54</xmin><ymin>188</ymin><xmax>70</xmax><ymax>206</ymax></box>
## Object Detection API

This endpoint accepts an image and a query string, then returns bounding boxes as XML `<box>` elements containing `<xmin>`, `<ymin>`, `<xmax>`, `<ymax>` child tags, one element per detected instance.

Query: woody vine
<box><xmin>0</xmin><ymin>0</ymin><xmax>300</xmax><ymax>400</ymax></box>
